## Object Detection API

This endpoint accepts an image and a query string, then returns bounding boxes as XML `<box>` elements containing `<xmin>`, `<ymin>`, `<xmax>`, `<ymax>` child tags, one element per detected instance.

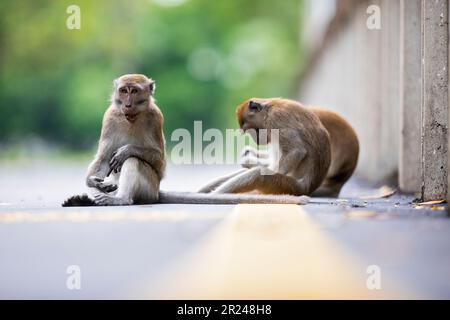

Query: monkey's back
<box><xmin>310</xmin><ymin>106</ymin><xmax>359</xmax><ymax>189</ymax></box>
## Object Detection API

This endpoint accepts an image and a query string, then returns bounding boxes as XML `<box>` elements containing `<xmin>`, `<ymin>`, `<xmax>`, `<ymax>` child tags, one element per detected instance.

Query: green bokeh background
<box><xmin>0</xmin><ymin>0</ymin><xmax>304</xmax><ymax>152</ymax></box>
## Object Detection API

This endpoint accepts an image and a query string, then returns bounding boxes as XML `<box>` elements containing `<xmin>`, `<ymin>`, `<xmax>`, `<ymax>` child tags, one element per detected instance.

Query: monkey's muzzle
<box><xmin>124</xmin><ymin>112</ymin><xmax>138</xmax><ymax>122</ymax></box>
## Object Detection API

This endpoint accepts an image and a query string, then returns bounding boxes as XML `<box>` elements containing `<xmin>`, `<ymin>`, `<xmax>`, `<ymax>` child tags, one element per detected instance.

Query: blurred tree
<box><xmin>0</xmin><ymin>0</ymin><xmax>303</xmax><ymax>150</ymax></box>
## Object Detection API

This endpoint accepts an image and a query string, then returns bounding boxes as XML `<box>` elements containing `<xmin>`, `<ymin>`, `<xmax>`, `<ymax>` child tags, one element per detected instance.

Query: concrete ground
<box><xmin>0</xmin><ymin>161</ymin><xmax>449</xmax><ymax>299</ymax></box>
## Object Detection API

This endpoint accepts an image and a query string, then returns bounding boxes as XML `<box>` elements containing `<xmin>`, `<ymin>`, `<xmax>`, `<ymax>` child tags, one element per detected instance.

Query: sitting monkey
<box><xmin>199</xmin><ymin>98</ymin><xmax>359</xmax><ymax>197</ymax></box>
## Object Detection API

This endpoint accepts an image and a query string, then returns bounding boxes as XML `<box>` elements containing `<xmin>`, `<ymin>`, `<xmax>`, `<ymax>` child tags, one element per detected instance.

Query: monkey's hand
<box><xmin>240</xmin><ymin>148</ymin><xmax>270</xmax><ymax>168</ymax></box>
<box><xmin>240</xmin><ymin>154</ymin><xmax>260</xmax><ymax>168</ymax></box>
<box><xmin>241</xmin><ymin>146</ymin><xmax>270</xmax><ymax>161</ymax></box>
<box><xmin>241</xmin><ymin>146</ymin><xmax>258</xmax><ymax>157</ymax></box>
<box><xmin>87</xmin><ymin>176</ymin><xmax>118</xmax><ymax>193</ymax></box>
<box><xmin>109</xmin><ymin>145</ymin><xmax>132</xmax><ymax>175</ymax></box>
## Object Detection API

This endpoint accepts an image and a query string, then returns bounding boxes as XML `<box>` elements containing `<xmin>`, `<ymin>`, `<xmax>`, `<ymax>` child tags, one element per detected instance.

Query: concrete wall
<box><xmin>448</xmin><ymin>0</ymin><xmax>450</xmax><ymax>205</ymax></box>
<box><xmin>399</xmin><ymin>0</ymin><xmax>422</xmax><ymax>193</ymax></box>
<box><xmin>300</xmin><ymin>0</ymin><xmax>449</xmax><ymax>201</ymax></box>
<box><xmin>300</xmin><ymin>0</ymin><xmax>400</xmax><ymax>183</ymax></box>
<box><xmin>421</xmin><ymin>0</ymin><xmax>449</xmax><ymax>200</ymax></box>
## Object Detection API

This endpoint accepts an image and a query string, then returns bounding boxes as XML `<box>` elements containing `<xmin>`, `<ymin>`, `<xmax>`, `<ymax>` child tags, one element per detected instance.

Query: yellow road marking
<box><xmin>0</xmin><ymin>210</ymin><xmax>226</xmax><ymax>223</ymax></box>
<box><xmin>150</xmin><ymin>204</ymin><xmax>411</xmax><ymax>299</ymax></box>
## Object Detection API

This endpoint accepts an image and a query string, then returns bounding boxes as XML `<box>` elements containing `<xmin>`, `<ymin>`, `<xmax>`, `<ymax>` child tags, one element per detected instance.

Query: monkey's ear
<box><xmin>149</xmin><ymin>80</ymin><xmax>156</xmax><ymax>95</ymax></box>
<box><xmin>113</xmin><ymin>78</ymin><xmax>119</xmax><ymax>89</ymax></box>
<box><xmin>248</xmin><ymin>100</ymin><xmax>263</xmax><ymax>112</ymax></box>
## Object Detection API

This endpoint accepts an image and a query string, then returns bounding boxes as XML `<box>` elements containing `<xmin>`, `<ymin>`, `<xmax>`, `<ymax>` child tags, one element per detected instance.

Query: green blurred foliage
<box><xmin>0</xmin><ymin>0</ymin><xmax>303</xmax><ymax>150</ymax></box>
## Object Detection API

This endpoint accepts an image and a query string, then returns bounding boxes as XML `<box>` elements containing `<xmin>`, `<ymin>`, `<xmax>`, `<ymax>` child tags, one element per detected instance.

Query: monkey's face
<box><xmin>113</xmin><ymin>74</ymin><xmax>155</xmax><ymax>123</ymax></box>
<box><xmin>236</xmin><ymin>98</ymin><xmax>269</xmax><ymax>145</ymax></box>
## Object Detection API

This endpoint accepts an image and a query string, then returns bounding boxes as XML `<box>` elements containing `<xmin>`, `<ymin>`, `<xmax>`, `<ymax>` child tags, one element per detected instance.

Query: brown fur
<box><xmin>309</xmin><ymin>107</ymin><xmax>359</xmax><ymax>197</ymax></box>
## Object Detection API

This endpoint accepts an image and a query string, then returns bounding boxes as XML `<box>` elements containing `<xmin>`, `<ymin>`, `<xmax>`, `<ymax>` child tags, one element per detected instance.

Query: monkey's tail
<box><xmin>62</xmin><ymin>194</ymin><xmax>96</xmax><ymax>207</ymax></box>
<box><xmin>158</xmin><ymin>191</ymin><xmax>309</xmax><ymax>205</ymax></box>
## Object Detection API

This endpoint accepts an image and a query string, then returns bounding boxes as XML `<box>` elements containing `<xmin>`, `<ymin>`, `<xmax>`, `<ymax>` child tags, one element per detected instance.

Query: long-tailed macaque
<box><xmin>199</xmin><ymin>98</ymin><xmax>359</xmax><ymax>197</ymax></box>
<box><xmin>62</xmin><ymin>76</ymin><xmax>309</xmax><ymax>206</ymax></box>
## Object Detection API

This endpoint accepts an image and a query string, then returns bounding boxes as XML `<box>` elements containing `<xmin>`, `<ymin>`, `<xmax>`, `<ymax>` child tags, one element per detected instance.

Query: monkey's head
<box><xmin>113</xmin><ymin>74</ymin><xmax>156</xmax><ymax>123</ymax></box>
<box><xmin>236</xmin><ymin>98</ymin><xmax>271</xmax><ymax>144</ymax></box>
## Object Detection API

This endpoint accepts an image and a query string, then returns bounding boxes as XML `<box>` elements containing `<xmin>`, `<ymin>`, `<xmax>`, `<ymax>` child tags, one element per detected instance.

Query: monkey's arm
<box><xmin>109</xmin><ymin>144</ymin><xmax>165</xmax><ymax>176</ymax></box>
<box><xmin>86</xmin><ymin>151</ymin><xmax>117</xmax><ymax>193</ymax></box>
<box><xmin>276</xmin><ymin>148</ymin><xmax>307</xmax><ymax>175</ymax></box>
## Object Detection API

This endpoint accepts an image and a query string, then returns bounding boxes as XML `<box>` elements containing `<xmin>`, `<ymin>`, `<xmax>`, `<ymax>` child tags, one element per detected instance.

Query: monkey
<box><xmin>237</xmin><ymin>104</ymin><xmax>359</xmax><ymax>197</ymax></box>
<box><xmin>198</xmin><ymin>98</ymin><xmax>359</xmax><ymax>198</ymax></box>
<box><xmin>62</xmin><ymin>76</ymin><xmax>309</xmax><ymax>206</ymax></box>
<box><xmin>72</xmin><ymin>74</ymin><xmax>165</xmax><ymax>206</ymax></box>
<box><xmin>199</xmin><ymin>98</ymin><xmax>332</xmax><ymax>196</ymax></box>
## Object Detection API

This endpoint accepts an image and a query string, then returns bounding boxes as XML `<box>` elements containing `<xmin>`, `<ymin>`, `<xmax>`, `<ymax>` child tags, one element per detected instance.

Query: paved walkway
<box><xmin>0</xmin><ymin>162</ymin><xmax>449</xmax><ymax>299</ymax></box>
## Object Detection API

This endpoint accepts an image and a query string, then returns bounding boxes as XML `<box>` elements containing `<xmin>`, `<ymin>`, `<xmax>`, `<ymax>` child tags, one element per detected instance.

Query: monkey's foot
<box><xmin>94</xmin><ymin>194</ymin><xmax>133</xmax><ymax>206</ymax></box>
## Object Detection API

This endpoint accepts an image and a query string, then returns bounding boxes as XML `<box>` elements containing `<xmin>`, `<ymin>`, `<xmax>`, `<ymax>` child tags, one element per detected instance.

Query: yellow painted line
<box><xmin>149</xmin><ymin>204</ymin><xmax>412</xmax><ymax>299</ymax></box>
<box><xmin>0</xmin><ymin>210</ymin><xmax>226</xmax><ymax>223</ymax></box>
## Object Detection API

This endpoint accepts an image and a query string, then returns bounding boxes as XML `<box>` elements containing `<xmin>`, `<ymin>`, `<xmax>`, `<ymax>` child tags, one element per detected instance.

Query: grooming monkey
<box><xmin>62</xmin><ymin>75</ymin><xmax>308</xmax><ymax>206</ymax></box>
<box><xmin>199</xmin><ymin>98</ymin><xmax>359</xmax><ymax>197</ymax></box>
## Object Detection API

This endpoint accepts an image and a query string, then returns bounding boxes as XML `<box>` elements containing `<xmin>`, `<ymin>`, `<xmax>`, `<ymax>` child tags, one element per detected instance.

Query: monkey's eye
<box><xmin>131</xmin><ymin>88</ymin><xmax>138</xmax><ymax>94</ymax></box>
<box><xmin>119</xmin><ymin>88</ymin><xmax>127</xmax><ymax>94</ymax></box>
<box><xmin>248</xmin><ymin>101</ymin><xmax>262</xmax><ymax>112</ymax></box>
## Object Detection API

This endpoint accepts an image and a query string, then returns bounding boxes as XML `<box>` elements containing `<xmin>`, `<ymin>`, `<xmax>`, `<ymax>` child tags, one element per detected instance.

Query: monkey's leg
<box><xmin>309</xmin><ymin>184</ymin><xmax>341</xmax><ymax>198</ymax></box>
<box><xmin>310</xmin><ymin>169</ymin><xmax>354</xmax><ymax>198</ymax></box>
<box><xmin>198</xmin><ymin>169</ymin><xmax>248</xmax><ymax>193</ymax></box>
<box><xmin>211</xmin><ymin>167</ymin><xmax>306</xmax><ymax>195</ymax></box>
<box><xmin>94</xmin><ymin>157</ymin><xmax>159</xmax><ymax>206</ymax></box>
